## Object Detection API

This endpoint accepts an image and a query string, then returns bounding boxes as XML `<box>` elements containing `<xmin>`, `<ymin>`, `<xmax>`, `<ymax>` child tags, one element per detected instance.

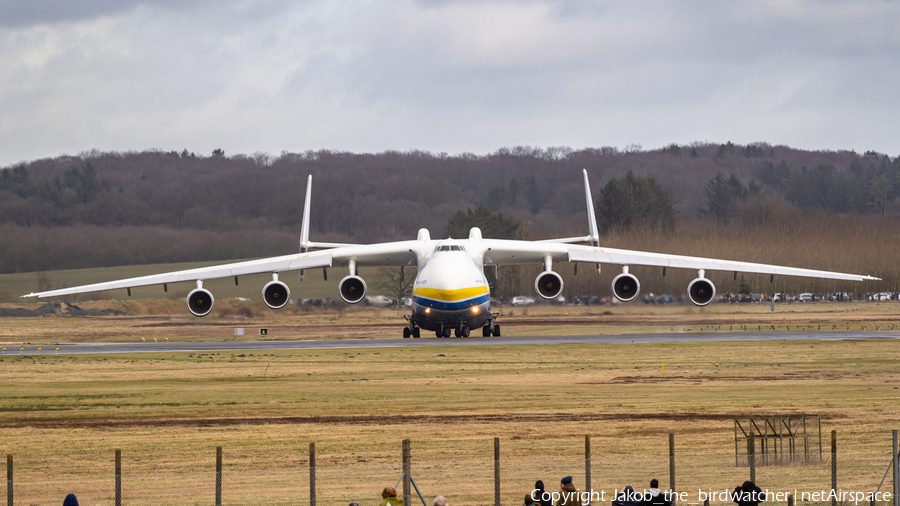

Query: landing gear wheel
<box><xmin>482</xmin><ymin>326</ymin><xmax>491</xmax><ymax>337</ymax></box>
<box><xmin>435</xmin><ymin>330</ymin><xmax>443</xmax><ymax>338</ymax></box>
<box><xmin>461</xmin><ymin>326</ymin><xmax>470</xmax><ymax>338</ymax></box>
<box><xmin>453</xmin><ymin>327</ymin><xmax>461</xmax><ymax>338</ymax></box>
<box><xmin>443</xmin><ymin>327</ymin><xmax>452</xmax><ymax>338</ymax></box>
<box><xmin>413</xmin><ymin>328</ymin><xmax>420</xmax><ymax>338</ymax></box>
<box><xmin>492</xmin><ymin>325</ymin><xmax>501</xmax><ymax>337</ymax></box>
<box><xmin>403</xmin><ymin>327</ymin><xmax>411</xmax><ymax>338</ymax></box>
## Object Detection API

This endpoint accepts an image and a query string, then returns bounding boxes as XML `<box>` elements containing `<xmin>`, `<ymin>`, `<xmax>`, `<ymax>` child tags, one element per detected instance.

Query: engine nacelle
<box><xmin>186</xmin><ymin>288</ymin><xmax>215</xmax><ymax>317</ymax></box>
<box><xmin>338</xmin><ymin>275</ymin><xmax>367</xmax><ymax>304</ymax></box>
<box><xmin>687</xmin><ymin>277</ymin><xmax>716</xmax><ymax>306</ymax></box>
<box><xmin>534</xmin><ymin>271</ymin><xmax>564</xmax><ymax>300</ymax></box>
<box><xmin>611</xmin><ymin>272</ymin><xmax>640</xmax><ymax>302</ymax></box>
<box><xmin>262</xmin><ymin>280</ymin><xmax>291</xmax><ymax>309</ymax></box>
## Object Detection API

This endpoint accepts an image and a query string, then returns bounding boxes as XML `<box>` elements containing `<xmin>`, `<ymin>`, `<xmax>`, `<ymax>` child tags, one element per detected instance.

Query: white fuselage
<box><xmin>410</xmin><ymin>241</ymin><xmax>491</xmax><ymax>332</ymax></box>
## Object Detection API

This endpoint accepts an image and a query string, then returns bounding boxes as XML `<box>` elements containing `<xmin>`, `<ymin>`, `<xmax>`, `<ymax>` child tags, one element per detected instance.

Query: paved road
<box><xmin>4</xmin><ymin>331</ymin><xmax>898</xmax><ymax>354</ymax></box>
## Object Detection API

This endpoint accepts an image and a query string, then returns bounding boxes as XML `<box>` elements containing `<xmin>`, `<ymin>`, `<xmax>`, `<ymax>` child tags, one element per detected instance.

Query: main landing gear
<box><xmin>402</xmin><ymin>314</ymin><xmax>421</xmax><ymax>338</ymax></box>
<box><xmin>403</xmin><ymin>312</ymin><xmax>500</xmax><ymax>338</ymax></box>
<box><xmin>482</xmin><ymin>312</ymin><xmax>501</xmax><ymax>337</ymax></box>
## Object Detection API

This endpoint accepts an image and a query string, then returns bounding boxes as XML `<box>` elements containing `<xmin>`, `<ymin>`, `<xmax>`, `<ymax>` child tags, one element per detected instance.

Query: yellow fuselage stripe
<box><xmin>412</xmin><ymin>286</ymin><xmax>489</xmax><ymax>301</ymax></box>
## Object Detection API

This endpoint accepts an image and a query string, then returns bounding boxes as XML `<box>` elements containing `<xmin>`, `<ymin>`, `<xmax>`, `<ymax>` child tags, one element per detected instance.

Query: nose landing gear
<box><xmin>453</xmin><ymin>325</ymin><xmax>470</xmax><ymax>338</ymax></box>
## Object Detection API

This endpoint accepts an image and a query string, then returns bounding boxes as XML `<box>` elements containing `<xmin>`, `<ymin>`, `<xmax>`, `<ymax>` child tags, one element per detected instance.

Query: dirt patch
<box><xmin>587</xmin><ymin>372</ymin><xmax>852</xmax><ymax>385</ymax></box>
<box><xmin>0</xmin><ymin>301</ymin><xmax>127</xmax><ymax>317</ymax></box>
<box><xmin>2</xmin><ymin>411</ymin><xmax>762</xmax><ymax>430</ymax></box>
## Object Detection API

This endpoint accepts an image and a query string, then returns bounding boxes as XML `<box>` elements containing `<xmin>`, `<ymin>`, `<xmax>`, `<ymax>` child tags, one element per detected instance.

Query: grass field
<box><xmin>1</xmin><ymin>304</ymin><xmax>898</xmax><ymax>505</ymax></box>
<box><xmin>0</xmin><ymin>300</ymin><xmax>898</xmax><ymax>343</ymax></box>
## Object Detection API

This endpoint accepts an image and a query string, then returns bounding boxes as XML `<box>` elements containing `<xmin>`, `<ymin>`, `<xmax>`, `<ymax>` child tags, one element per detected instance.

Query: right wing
<box><xmin>20</xmin><ymin>242</ymin><xmax>423</xmax><ymax>300</ymax></box>
<box><xmin>21</xmin><ymin>173</ymin><xmax>424</xmax><ymax>300</ymax></box>
<box><xmin>20</xmin><ymin>250</ymin><xmax>335</xmax><ymax>299</ymax></box>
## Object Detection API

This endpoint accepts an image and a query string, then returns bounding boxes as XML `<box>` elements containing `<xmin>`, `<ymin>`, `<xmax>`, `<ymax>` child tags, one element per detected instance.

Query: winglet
<box><xmin>299</xmin><ymin>175</ymin><xmax>312</xmax><ymax>252</ymax></box>
<box><xmin>582</xmin><ymin>169</ymin><xmax>600</xmax><ymax>247</ymax></box>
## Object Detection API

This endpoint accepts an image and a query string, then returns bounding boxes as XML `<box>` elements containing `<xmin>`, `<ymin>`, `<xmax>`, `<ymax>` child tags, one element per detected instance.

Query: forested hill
<box><xmin>1</xmin><ymin>143</ymin><xmax>899</xmax><ymax>275</ymax></box>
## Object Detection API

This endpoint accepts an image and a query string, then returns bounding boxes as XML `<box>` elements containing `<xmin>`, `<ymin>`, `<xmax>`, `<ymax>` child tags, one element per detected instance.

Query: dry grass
<box><xmin>2</xmin><ymin>338</ymin><xmax>898</xmax><ymax>465</ymax></box>
<box><xmin>0</xmin><ymin>301</ymin><xmax>899</xmax><ymax>343</ymax></box>
<box><xmin>1</xmin><ymin>304</ymin><xmax>898</xmax><ymax>504</ymax></box>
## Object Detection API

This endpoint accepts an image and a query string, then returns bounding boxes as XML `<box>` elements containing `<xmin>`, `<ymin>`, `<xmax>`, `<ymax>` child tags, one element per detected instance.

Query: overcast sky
<box><xmin>1</xmin><ymin>0</ymin><xmax>898</xmax><ymax>167</ymax></box>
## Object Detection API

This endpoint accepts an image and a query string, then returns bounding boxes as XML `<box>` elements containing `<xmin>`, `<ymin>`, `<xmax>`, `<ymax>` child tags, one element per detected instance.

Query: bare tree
<box><xmin>374</xmin><ymin>267</ymin><xmax>416</xmax><ymax>302</ymax></box>
<box><xmin>37</xmin><ymin>272</ymin><xmax>52</xmax><ymax>292</ymax></box>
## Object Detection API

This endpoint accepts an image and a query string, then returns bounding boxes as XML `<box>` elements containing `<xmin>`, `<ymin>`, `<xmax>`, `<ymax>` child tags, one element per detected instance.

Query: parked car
<box><xmin>400</xmin><ymin>297</ymin><xmax>412</xmax><ymax>307</ymax></box>
<box><xmin>828</xmin><ymin>292</ymin><xmax>850</xmax><ymax>302</ymax></box>
<box><xmin>575</xmin><ymin>295</ymin><xmax>600</xmax><ymax>305</ymax></box>
<box><xmin>551</xmin><ymin>295</ymin><xmax>567</xmax><ymax>305</ymax></box>
<box><xmin>772</xmin><ymin>293</ymin><xmax>789</xmax><ymax>302</ymax></box>
<box><xmin>796</xmin><ymin>293</ymin><xmax>813</xmax><ymax>302</ymax></box>
<box><xmin>511</xmin><ymin>295</ymin><xmax>535</xmax><ymax>306</ymax></box>
<box><xmin>365</xmin><ymin>295</ymin><xmax>393</xmax><ymax>307</ymax></box>
<box><xmin>873</xmin><ymin>291</ymin><xmax>893</xmax><ymax>301</ymax></box>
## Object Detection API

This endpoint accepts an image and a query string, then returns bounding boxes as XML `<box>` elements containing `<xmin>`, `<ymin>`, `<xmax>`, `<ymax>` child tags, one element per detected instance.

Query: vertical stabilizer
<box><xmin>300</xmin><ymin>175</ymin><xmax>312</xmax><ymax>253</ymax></box>
<box><xmin>582</xmin><ymin>169</ymin><xmax>600</xmax><ymax>247</ymax></box>
<box><xmin>299</xmin><ymin>175</ymin><xmax>312</xmax><ymax>281</ymax></box>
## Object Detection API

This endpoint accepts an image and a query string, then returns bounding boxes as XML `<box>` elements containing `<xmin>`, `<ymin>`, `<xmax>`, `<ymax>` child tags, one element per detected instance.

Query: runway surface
<box><xmin>6</xmin><ymin>331</ymin><xmax>899</xmax><ymax>354</ymax></box>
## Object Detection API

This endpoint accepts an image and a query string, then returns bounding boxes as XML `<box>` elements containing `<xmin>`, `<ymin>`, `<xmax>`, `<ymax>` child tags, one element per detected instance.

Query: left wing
<box><xmin>480</xmin><ymin>168</ymin><xmax>880</xmax><ymax>282</ymax></box>
<box><xmin>479</xmin><ymin>239</ymin><xmax>879</xmax><ymax>281</ymax></box>
<box><xmin>565</xmin><ymin>244</ymin><xmax>879</xmax><ymax>281</ymax></box>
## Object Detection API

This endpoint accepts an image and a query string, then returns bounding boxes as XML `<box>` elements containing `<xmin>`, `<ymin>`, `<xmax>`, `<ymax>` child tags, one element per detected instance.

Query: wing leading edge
<box><xmin>478</xmin><ymin>238</ymin><xmax>878</xmax><ymax>282</ymax></box>
<box><xmin>564</xmin><ymin>244</ymin><xmax>880</xmax><ymax>282</ymax></box>
<box><xmin>20</xmin><ymin>240</ymin><xmax>423</xmax><ymax>300</ymax></box>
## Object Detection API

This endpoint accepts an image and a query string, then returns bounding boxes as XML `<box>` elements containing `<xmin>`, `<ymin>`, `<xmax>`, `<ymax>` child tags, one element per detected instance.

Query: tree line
<box><xmin>1</xmin><ymin>143</ymin><xmax>899</xmax><ymax>276</ymax></box>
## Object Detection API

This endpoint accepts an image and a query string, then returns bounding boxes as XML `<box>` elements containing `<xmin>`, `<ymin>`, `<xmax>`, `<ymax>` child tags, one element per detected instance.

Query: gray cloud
<box><xmin>0</xmin><ymin>0</ymin><xmax>898</xmax><ymax>167</ymax></box>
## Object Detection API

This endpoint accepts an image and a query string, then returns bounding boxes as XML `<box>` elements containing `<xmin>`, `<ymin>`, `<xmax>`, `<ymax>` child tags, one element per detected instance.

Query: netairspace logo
<box><xmin>529</xmin><ymin>488</ymin><xmax>893</xmax><ymax>505</ymax></box>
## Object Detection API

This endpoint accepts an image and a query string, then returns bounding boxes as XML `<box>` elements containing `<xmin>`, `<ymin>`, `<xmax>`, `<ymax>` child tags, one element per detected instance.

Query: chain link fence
<box><xmin>5</xmin><ymin>437</ymin><xmax>899</xmax><ymax>506</ymax></box>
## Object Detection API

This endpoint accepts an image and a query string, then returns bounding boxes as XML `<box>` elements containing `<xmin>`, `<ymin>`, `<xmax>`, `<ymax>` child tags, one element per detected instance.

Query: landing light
<box><xmin>472</xmin><ymin>307</ymin><xmax>479</xmax><ymax>313</ymax></box>
<box><xmin>425</xmin><ymin>308</ymin><xmax>430</xmax><ymax>313</ymax></box>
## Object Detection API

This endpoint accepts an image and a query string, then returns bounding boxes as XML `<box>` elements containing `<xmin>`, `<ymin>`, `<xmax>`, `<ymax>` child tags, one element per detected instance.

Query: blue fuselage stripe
<box><xmin>413</xmin><ymin>294</ymin><xmax>490</xmax><ymax>311</ymax></box>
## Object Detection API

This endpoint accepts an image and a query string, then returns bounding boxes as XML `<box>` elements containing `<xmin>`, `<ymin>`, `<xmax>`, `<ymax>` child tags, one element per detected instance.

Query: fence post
<box><xmin>788</xmin><ymin>494</ymin><xmax>793</xmax><ymax>506</ymax></box>
<box><xmin>892</xmin><ymin>430</ymin><xmax>897</xmax><ymax>506</ymax></box>
<box><xmin>494</xmin><ymin>437</ymin><xmax>501</xmax><ymax>506</ymax></box>
<box><xmin>585</xmin><ymin>435</ymin><xmax>592</xmax><ymax>506</ymax></box>
<box><xmin>830</xmin><ymin>431</ymin><xmax>837</xmax><ymax>506</ymax></box>
<box><xmin>402</xmin><ymin>440</ymin><xmax>411</xmax><ymax>506</ymax></box>
<box><xmin>309</xmin><ymin>442</ymin><xmax>316</xmax><ymax>506</ymax></box>
<box><xmin>216</xmin><ymin>446</ymin><xmax>223</xmax><ymax>506</ymax></box>
<box><xmin>115</xmin><ymin>449</ymin><xmax>121</xmax><ymax>506</ymax></box>
<box><xmin>6</xmin><ymin>454</ymin><xmax>11</xmax><ymax>506</ymax></box>
<box><xmin>669</xmin><ymin>432</ymin><xmax>676</xmax><ymax>502</ymax></box>
<box><xmin>748</xmin><ymin>433</ymin><xmax>756</xmax><ymax>483</ymax></box>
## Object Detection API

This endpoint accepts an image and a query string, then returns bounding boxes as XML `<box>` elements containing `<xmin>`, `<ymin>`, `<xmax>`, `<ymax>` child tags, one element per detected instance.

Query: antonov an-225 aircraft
<box><xmin>22</xmin><ymin>170</ymin><xmax>880</xmax><ymax>338</ymax></box>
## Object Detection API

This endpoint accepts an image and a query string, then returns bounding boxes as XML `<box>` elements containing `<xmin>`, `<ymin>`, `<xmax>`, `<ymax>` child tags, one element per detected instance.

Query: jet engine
<box><xmin>611</xmin><ymin>271</ymin><xmax>640</xmax><ymax>302</ymax></box>
<box><xmin>338</xmin><ymin>275</ymin><xmax>367</xmax><ymax>304</ymax></box>
<box><xmin>534</xmin><ymin>271</ymin><xmax>564</xmax><ymax>300</ymax></box>
<box><xmin>687</xmin><ymin>277</ymin><xmax>716</xmax><ymax>306</ymax></box>
<box><xmin>186</xmin><ymin>287</ymin><xmax>215</xmax><ymax>317</ymax></box>
<box><xmin>262</xmin><ymin>279</ymin><xmax>291</xmax><ymax>309</ymax></box>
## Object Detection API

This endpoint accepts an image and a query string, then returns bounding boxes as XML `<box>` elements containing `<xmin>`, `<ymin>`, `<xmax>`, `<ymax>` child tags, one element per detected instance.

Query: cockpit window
<box><xmin>435</xmin><ymin>245</ymin><xmax>464</xmax><ymax>252</ymax></box>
